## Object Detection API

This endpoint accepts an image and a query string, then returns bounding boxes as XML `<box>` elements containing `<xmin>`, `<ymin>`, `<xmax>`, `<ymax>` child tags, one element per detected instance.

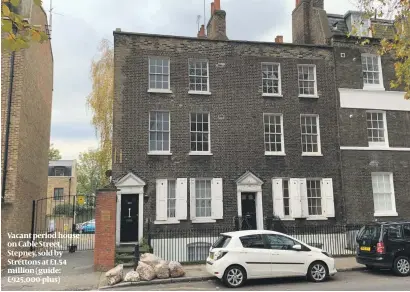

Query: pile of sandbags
<box><xmin>137</xmin><ymin>253</ymin><xmax>185</xmax><ymax>281</ymax></box>
<box><xmin>105</xmin><ymin>253</ymin><xmax>186</xmax><ymax>285</ymax></box>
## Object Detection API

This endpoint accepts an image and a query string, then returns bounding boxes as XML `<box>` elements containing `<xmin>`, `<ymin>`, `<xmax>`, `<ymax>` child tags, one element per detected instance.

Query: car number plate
<box><xmin>360</xmin><ymin>246</ymin><xmax>371</xmax><ymax>252</ymax></box>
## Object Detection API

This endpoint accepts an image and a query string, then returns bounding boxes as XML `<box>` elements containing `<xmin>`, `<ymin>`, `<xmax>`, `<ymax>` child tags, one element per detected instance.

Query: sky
<box><xmin>43</xmin><ymin>0</ymin><xmax>357</xmax><ymax>160</ymax></box>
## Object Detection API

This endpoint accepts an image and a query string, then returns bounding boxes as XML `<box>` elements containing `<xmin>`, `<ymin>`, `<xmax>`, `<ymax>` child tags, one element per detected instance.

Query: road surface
<box><xmin>117</xmin><ymin>269</ymin><xmax>410</xmax><ymax>291</ymax></box>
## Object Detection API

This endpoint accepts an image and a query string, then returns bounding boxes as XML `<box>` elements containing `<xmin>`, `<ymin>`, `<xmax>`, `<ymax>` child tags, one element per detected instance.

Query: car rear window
<box><xmin>357</xmin><ymin>225</ymin><xmax>381</xmax><ymax>241</ymax></box>
<box><xmin>212</xmin><ymin>235</ymin><xmax>231</xmax><ymax>248</ymax></box>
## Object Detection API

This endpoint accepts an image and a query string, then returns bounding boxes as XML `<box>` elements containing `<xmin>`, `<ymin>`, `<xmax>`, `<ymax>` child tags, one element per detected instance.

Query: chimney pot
<box><xmin>296</xmin><ymin>0</ymin><xmax>301</xmax><ymax>7</ymax></box>
<box><xmin>214</xmin><ymin>0</ymin><xmax>221</xmax><ymax>10</ymax></box>
<box><xmin>211</xmin><ymin>2</ymin><xmax>215</xmax><ymax>15</ymax></box>
<box><xmin>275</xmin><ymin>35</ymin><xmax>284</xmax><ymax>43</ymax></box>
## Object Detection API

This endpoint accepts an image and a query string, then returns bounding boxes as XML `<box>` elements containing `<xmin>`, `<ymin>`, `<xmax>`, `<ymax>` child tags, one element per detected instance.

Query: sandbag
<box><xmin>136</xmin><ymin>261</ymin><xmax>156</xmax><ymax>281</ymax></box>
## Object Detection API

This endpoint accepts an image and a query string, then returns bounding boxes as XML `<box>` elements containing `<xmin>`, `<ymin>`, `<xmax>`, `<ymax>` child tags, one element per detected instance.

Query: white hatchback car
<box><xmin>206</xmin><ymin>230</ymin><xmax>337</xmax><ymax>288</ymax></box>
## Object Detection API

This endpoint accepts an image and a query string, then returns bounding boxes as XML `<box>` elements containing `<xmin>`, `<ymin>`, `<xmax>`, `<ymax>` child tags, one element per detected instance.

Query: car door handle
<box><xmin>272</xmin><ymin>253</ymin><xmax>280</xmax><ymax>255</ymax></box>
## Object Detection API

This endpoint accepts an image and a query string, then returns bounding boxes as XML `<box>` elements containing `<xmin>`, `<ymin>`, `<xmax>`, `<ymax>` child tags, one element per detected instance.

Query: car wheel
<box><xmin>223</xmin><ymin>265</ymin><xmax>246</xmax><ymax>288</ymax></box>
<box><xmin>393</xmin><ymin>256</ymin><xmax>410</xmax><ymax>277</ymax></box>
<box><xmin>307</xmin><ymin>261</ymin><xmax>328</xmax><ymax>283</ymax></box>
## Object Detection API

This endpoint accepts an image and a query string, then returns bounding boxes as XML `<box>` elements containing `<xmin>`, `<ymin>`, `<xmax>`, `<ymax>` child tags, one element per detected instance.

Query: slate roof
<box><xmin>326</xmin><ymin>12</ymin><xmax>395</xmax><ymax>39</ymax></box>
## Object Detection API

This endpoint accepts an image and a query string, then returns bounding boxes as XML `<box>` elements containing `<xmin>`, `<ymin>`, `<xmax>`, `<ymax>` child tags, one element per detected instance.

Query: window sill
<box><xmin>192</xmin><ymin>218</ymin><xmax>216</xmax><ymax>224</ymax></box>
<box><xmin>154</xmin><ymin>219</ymin><xmax>180</xmax><ymax>225</ymax></box>
<box><xmin>280</xmin><ymin>217</ymin><xmax>295</xmax><ymax>221</ymax></box>
<box><xmin>189</xmin><ymin>152</ymin><xmax>213</xmax><ymax>156</ymax></box>
<box><xmin>148</xmin><ymin>89</ymin><xmax>173</xmax><ymax>94</ymax></box>
<box><xmin>147</xmin><ymin>152</ymin><xmax>172</xmax><ymax>156</ymax></box>
<box><xmin>302</xmin><ymin>153</ymin><xmax>323</xmax><ymax>157</ymax></box>
<box><xmin>188</xmin><ymin>91</ymin><xmax>212</xmax><ymax>95</ymax></box>
<box><xmin>363</xmin><ymin>85</ymin><xmax>385</xmax><ymax>91</ymax></box>
<box><xmin>368</xmin><ymin>143</ymin><xmax>389</xmax><ymax>149</ymax></box>
<box><xmin>306</xmin><ymin>216</ymin><xmax>328</xmax><ymax>221</ymax></box>
<box><xmin>265</xmin><ymin>152</ymin><xmax>286</xmax><ymax>156</ymax></box>
<box><xmin>299</xmin><ymin>94</ymin><xmax>319</xmax><ymax>98</ymax></box>
<box><xmin>374</xmin><ymin>212</ymin><xmax>398</xmax><ymax>217</ymax></box>
<box><xmin>262</xmin><ymin>93</ymin><xmax>283</xmax><ymax>97</ymax></box>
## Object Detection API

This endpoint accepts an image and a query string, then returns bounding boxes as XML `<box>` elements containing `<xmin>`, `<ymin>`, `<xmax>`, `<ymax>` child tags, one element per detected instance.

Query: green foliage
<box><xmin>1</xmin><ymin>0</ymin><xmax>49</xmax><ymax>51</ymax></box>
<box><xmin>48</xmin><ymin>144</ymin><xmax>62</xmax><ymax>161</ymax></box>
<box><xmin>53</xmin><ymin>202</ymin><xmax>95</xmax><ymax>220</ymax></box>
<box><xmin>76</xmin><ymin>149</ymin><xmax>109</xmax><ymax>196</ymax></box>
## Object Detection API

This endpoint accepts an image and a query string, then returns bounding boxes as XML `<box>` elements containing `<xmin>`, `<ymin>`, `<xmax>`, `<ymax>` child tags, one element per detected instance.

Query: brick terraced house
<box><xmin>1</xmin><ymin>0</ymin><xmax>53</xmax><ymax>268</ymax></box>
<box><xmin>293</xmin><ymin>0</ymin><xmax>410</xmax><ymax>222</ymax></box>
<box><xmin>112</xmin><ymin>0</ymin><xmax>342</xmax><ymax>259</ymax></box>
<box><xmin>111</xmin><ymin>0</ymin><xmax>409</xmax><ymax>261</ymax></box>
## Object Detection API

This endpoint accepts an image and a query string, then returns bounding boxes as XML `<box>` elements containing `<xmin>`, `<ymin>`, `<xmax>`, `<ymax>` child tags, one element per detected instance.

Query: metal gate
<box><xmin>30</xmin><ymin>194</ymin><xmax>96</xmax><ymax>251</ymax></box>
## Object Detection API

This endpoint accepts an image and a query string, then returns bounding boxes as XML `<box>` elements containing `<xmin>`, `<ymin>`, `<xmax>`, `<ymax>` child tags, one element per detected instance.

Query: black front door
<box><xmin>241</xmin><ymin>193</ymin><xmax>257</xmax><ymax>230</ymax></box>
<box><xmin>120</xmin><ymin>194</ymin><xmax>138</xmax><ymax>242</ymax></box>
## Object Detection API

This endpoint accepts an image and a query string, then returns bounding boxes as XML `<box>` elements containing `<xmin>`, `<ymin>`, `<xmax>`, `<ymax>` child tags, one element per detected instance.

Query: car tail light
<box><xmin>376</xmin><ymin>242</ymin><xmax>385</xmax><ymax>254</ymax></box>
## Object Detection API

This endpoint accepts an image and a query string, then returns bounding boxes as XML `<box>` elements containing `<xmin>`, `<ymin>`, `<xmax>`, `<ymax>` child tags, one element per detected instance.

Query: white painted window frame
<box><xmin>148</xmin><ymin>111</ymin><xmax>172</xmax><ymax>155</ymax></box>
<box><xmin>263</xmin><ymin>113</ymin><xmax>285</xmax><ymax>156</ymax></box>
<box><xmin>361</xmin><ymin>53</ymin><xmax>384</xmax><ymax>91</ymax></box>
<box><xmin>306</xmin><ymin>178</ymin><xmax>324</xmax><ymax>218</ymax></box>
<box><xmin>148</xmin><ymin>57</ymin><xmax>172</xmax><ymax>93</ymax></box>
<box><xmin>371</xmin><ymin>172</ymin><xmax>398</xmax><ymax>217</ymax></box>
<box><xmin>261</xmin><ymin>62</ymin><xmax>282</xmax><ymax>97</ymax></box>
<box><xmin>297</xmin><ymin>64</ymin><xmax>318</xmax><ymax>98</ymax></box>
<box><xmin>189</xmin><ymin>112</ymin><xmax>212</xmax><ymax>156</ymax></box>
<box><xmin>366</xmin><ymin>110</ymin><xmax>389</xmax><ymax>148</ymax></box>
<box><xmin>191</xmin><ymin>178</ymin><xmax>217</xmax><ymax>223</ymax></box>
<box><xmin>300</xmin><ymin>114</ymin><xmax>322</xmax><ymax>156</ymax></box>
<box><xmin>188</xmin><ymin>59</ymin><xmax>211</xmax><ymax>95</ymax></box>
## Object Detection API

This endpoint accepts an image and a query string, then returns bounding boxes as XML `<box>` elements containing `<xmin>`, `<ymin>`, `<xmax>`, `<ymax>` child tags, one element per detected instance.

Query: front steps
<box><xmin>115</xmin><ymin>243</ymin><xmax>137</xmax><ymax>267</ymax></box>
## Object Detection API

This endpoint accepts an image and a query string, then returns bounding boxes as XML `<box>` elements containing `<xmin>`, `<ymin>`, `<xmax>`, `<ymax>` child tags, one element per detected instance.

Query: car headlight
<box><xmin>214</xmin><ymin>251</ymin><xmax>228</xmax><ymax>261</ymax></box>
<box><xmin>322</xmin><ymin>251</ymin><xmax>332</xmax><ymax>258</ymax></box>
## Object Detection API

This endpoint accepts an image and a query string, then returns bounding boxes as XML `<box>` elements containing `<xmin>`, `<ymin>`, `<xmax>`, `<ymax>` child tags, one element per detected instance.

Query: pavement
<box><xmin>100</xmin><ymin>256</ymin><xmax>365</xmax><ymax>289</ymax></box>
<box><xmin>110</xmin><ymin>269</ymin><xmax>410</xmax><ymax>291</ymax></box>
<box><xmin>0</xmin><ymin>252</ymin><xmax>392</xmax><ymax>291</ymax></box>
<box><xmin>1</xmin><ymin>250</ymin><xmax>103</xmax><ymax>291</ymax></box>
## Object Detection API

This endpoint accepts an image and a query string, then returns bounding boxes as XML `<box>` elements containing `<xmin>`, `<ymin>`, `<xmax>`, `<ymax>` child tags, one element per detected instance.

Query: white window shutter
<box><xmin>176</xmin><ymin>178</ymin><xmax>187</xmax><ymax>220</ymax></box>
<box><xmin>272</xmin><ymin>179</ymin><xmax>284</xmax><ymax>219</ymax></box>
<box><xmin>156</xmin><ymin>179</ymin><xmax>168</xmax><ymax>221</ymax></box>
<box><xmin>299</xmin><ymin>178</ymin><xmax>308</xmax><ymax>218</ymax></box>
<box><xmin>211</xmin><ymin>178</ymin><xmax>223</xmax><ymax>220</ymax></box>
<box><xmin>189</xmin><ymin>178</ymin><xmax>196</xmax><ymax>220</ymax></box>
<box><xmin>321</xmin><ymin>178</ymin><xmax>335</xmax><ymax>218</ymax></box>
<box><xmin>289</xmin><ymin>179</ymin><xmax>302</xmax><ymax>218</ymax></box>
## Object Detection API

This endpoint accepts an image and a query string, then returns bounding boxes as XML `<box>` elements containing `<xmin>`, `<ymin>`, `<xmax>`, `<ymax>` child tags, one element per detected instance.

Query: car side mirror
<box><xmin>292</xmin><ymin>244</ymin><xmax>302</xmax><ymax>251</ymax></box>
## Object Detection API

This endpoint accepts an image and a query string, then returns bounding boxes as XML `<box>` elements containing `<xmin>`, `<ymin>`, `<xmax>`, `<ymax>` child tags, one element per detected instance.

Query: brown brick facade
<box><xmin>94</xmin><ymin>188</ymin><xmax>117</xmax><ymax>272</ymax></box>
<box><xmin>1</xmin><ymin>2</ymin><xmax>53</xmax><ymax>268</ymax></box>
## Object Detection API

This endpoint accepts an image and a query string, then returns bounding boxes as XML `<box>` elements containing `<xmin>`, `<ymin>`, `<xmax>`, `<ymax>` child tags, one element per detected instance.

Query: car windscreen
<box><xmin>212</xmin><ymin>235</ymin><xmax>231</xmax><ymax>248</ymax></box>
<box><xmin>357</xmin><ymin>225</ymin><xmax>381</xmax><ymax>241</ymax></box>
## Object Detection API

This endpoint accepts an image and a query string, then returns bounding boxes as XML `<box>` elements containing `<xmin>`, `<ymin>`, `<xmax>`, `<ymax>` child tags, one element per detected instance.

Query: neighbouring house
<box><xmin>112</xmin><ymin>0</ymin><xmax>342</xmax><ymax>261</ymax></box>
<box><xmin>43</xmin><ymin>160</ymin><xmax>77</xmax><ymax>233</ymax></box>
<box><xmin>293</xmin><ymin>0</ymin><xmax>410</xmax><ymax>222</ymax></box>
<box><xmin>1</xmin><ymin>0</ymin><xmax>53</xmax><ymax>268</ymax></box>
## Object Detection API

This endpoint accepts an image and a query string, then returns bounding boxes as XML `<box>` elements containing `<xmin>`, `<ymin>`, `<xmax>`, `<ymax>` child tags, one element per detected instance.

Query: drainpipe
<box><xmin>1</xmin><ymin>37</ymin><xmax>16</xmax><ymax>202</ymax></box>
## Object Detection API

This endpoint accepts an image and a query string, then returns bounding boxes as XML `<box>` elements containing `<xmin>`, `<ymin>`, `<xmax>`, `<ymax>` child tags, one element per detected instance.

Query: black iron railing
<box><xmin>146</xmin><ymin>221</ymin><xmax>363</xmax><ymax>263</ymax></box>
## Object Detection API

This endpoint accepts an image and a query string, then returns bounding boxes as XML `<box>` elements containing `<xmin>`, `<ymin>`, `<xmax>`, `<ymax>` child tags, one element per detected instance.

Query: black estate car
<box><xmin>356</xmin><ymin>221</ymin><xmax>410</xmax><ymax>276</ymax></box>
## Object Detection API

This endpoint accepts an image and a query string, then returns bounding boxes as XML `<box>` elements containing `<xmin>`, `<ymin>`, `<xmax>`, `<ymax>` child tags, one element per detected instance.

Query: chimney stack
<box><xmin>275</xmin><ymin>35</ymin><xmax>284</xmax><ymax>43</ymax></box>
<box><xmin>296</xmin><ymin>0</ymin><xmax>301</xmax><ymax>7</ymax></box>
<box><xmin>207</xmin><ymin>0</ymin><xmax>228</xmax><ymax>40</ymax></box>
<box><xmin>197</xmin><ymin>24</ymin><xmax>206</xmax><ymax>38</ymax></box>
